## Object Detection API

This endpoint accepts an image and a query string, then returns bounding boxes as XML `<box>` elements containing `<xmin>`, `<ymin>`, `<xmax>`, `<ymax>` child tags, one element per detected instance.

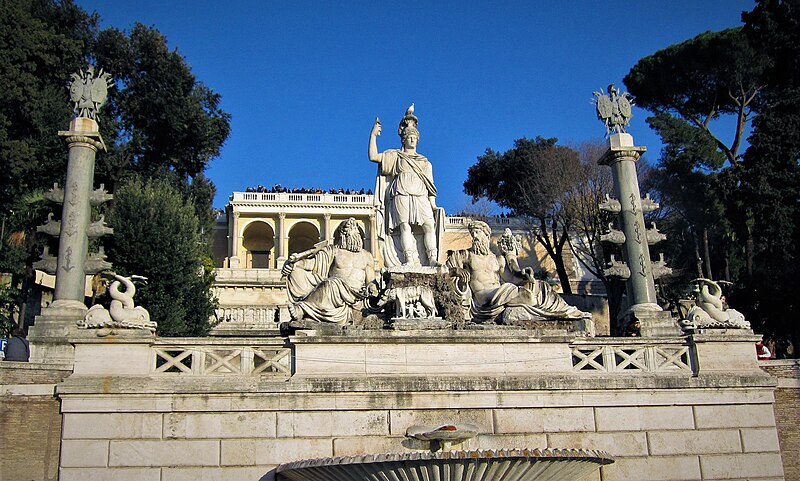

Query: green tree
<box><xmin>738</xmin><ymin>0</ymin><xmax>800</xmax><ymax>348</ymax></box>
<box><xmin>0</xmin><ymin>2</ymin><xmax>230</xmax><ymax>333</ymax></box>
<box><xmin>624</xmin><ymin>27</ymin><xmax>765</xmax><ymax>300</ymax></box>
<box><xmin>464</xmin><ymin>137</ymin><xmax>584</xmax><ymax>294</ymax></box>
<box><xmin>0</xmin><ymin>0</ymin><xmax>95</xmax><ymax>212</ymax></box>
<box><xmin>107</xmin><ymin>178</ymin><xmax>216</xmax><ymax>336</ymax></box>
<box><xmin>625</xmin><ymin>2</ymin><xmax>800</xmax><ymax>352</ymax></box>
<box><xmin>624</xmin><ymin>27</ymin><xmax>764</xmax><ymax>167</ymax></box>
<box><xmin>643</xmin><ymin>113</ymin><xmax>732</xmax><ymax>279</ymax></box>
<box><xmin>92</xmin><ymin>23</ymin><xmax>231</xmax><ymax>189</ymax></box>
<box><xmin>0</xmin><ymin>0</ymin><xmax>97</xmax><ymax>322</ymax></box>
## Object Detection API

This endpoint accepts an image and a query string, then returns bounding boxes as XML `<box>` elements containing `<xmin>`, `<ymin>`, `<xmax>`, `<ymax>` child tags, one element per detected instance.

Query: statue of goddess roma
<box><xmin>368</xmin><ymin>105</ymin><xmax>444</xmax><ymax>268</ymax></box>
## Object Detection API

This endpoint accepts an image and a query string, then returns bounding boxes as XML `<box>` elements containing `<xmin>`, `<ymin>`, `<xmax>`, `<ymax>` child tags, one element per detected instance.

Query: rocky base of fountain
<box><xmin>276</xmin><ymin>448</ymin><xmax>613</xmax><ymax>481</ymax></box>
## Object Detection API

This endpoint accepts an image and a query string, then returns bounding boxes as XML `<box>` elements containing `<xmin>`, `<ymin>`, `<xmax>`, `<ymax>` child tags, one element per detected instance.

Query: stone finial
<box><xmin>69</xmin><ymin>65</ymin><xmax>113</xmax><ymax>120</ymax></box>
<box><xmin>593</xmin><ymin>84</ymin><xmax>633</xmax><ymax>135</ymax></box>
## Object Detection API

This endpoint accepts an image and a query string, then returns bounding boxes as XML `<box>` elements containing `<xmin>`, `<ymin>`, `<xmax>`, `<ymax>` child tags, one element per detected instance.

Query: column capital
<box><xmin>598</xmin><ymin>146</ymin><xmax>646</xmax><ymax>166</ymax></box>
<box><xmin>58</xmin><ymin>134</ymin><xmax>105</xmax><ymax>152</ymax></box>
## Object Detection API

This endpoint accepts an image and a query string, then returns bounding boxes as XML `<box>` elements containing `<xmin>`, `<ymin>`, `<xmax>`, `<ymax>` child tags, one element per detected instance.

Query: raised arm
<box><xmin>368</xmin><ymin>117</ymin><xmax>382</xmax><ymax>163</ymax></box>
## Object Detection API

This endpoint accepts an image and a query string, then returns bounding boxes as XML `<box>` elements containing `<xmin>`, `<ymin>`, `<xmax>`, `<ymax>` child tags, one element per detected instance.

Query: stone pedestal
<box><xmin>623</xmin><ymin>305</ymin><xmax>681</xmax><ymax>338</ymax></box>
<box><xmin>690</xmin><ymin>329</ymin><xmax>763</xmax><ymax>374</ymax></box>
<box><xmin>28</xmin><ymin>301</ymin><xmax>87</xmax><ymax>364</ymax></box>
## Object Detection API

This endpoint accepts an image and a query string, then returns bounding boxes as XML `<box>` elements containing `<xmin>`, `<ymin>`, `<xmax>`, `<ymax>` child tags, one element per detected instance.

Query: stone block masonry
<box><xmin>56</xmin><ymin>376</ymin><xmax>785</xmax><ymax>481</ymax></box>
<box><xmin>760</xmin><ymin>360</ymin><xmax>800</xmax><ymax>481</ymax></box>
<box><xmin>8</xmin><ymin>333</ymin><xmax>790</xmax><ymax>481</ymax></box>
<box><xmin>0</xmin><ymin>362</ymin><xmax>72</xmax><ymax>481</ymax></box>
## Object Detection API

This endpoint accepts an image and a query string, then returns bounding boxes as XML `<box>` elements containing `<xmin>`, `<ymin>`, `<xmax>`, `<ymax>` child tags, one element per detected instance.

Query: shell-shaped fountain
<box><xmin>276</xmin><ymin>448</ymin><xmax>614</xmax><ymax>481</ymax></box>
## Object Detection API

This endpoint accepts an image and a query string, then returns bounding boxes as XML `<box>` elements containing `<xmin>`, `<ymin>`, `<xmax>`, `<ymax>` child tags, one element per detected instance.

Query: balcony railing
<box><xmin>447</xmin><ymin>216</ymin><xmax>526</xmax><ymax>228</ymax></box>
<box><xmin>231</xmin><ymin>191</ymin><xmax>372</xmax><ymax>205</ymax></box>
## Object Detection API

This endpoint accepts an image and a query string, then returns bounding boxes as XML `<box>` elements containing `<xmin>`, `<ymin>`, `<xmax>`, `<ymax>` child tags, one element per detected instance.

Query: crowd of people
<box><xmin>450</xmin><ymin>211</ymin><xmax>513</xmax><ymax>218</ymax></box>
<box><xmin>244</xmin><ymin>184</ymin><xmax>372</xmax><ymax>195</ymax></box>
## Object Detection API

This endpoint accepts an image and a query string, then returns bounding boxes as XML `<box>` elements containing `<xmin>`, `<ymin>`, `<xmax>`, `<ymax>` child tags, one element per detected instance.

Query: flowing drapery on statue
<box><xmin>369</xmin><ymin>105</ymin><xmax>444</xmax><ymax>267</ymax></box>
<box><xmin>446</xmin><ymin>222</ymin><xmax>588</xmax><ymax>324</ymax></box>
<box><xmin>283</xmin><ymin>218</ymin><xmax>378</xmax><ymax>325</ymax></box>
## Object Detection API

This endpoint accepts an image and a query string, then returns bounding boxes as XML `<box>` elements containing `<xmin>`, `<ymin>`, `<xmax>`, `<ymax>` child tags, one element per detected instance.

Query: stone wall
<box><xmin>56</xmin><ymin>381</ymin><xmax>784</xmax><ymax>481</ymax></box>
<box><xmin>0</xmin><ymin>362</ymin><xmax>72</xmax><ymax>481</ymax></box>
<box><xmin>52</xmin><ymin>333</ymin><xmax>786</xmax><ymax>481</ymax></box>
<box><xmin>760</xmin><ymin>360</ymin><xmax>800</xmax><ymax>481</ymax></box>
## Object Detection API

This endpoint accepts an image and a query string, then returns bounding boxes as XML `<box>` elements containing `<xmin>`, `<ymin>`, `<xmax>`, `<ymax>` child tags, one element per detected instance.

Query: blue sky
<box><xmin>75</xmin><ymin>0</ymin><xmax>755</xmax><ymax>212</ymax></box>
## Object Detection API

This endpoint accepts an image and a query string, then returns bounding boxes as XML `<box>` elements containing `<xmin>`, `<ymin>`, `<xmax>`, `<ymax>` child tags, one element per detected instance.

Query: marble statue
<box><xmin>594</xmin><ymin>84</ymin><xmax>633</xmax><ymax>135</ymax></box>
<box><xmin>679</xmin><ymin>278</ymin><xmax>750</xmax><ymax>332</ymax></box>
<box><xmin>69</xmin><ymin>65</ymin><xmax>113</xmax><ymax>120</ymax></box>
<box><xmin>446</xmin><ymin>221</ymin><xmax>588</xmax><ymax>324</ymax></box>
<box><xmin>79</xmin><ymin>272</ymin><xmax>156</xmax><ymax>332</ymax></box>
<box><xmin>381</xmin><ymin>285</ymin><xmax>438</xmax><ymax>319</ymax></box>
<box><xmin>283</xmin><ymin>217</ymin><xmax>378</xmax><ymax>325</ymax></box>
<box><xmin>369</xmin><ymin>105</ymin><xmax>444</xmax><ymax>267</ymax></box>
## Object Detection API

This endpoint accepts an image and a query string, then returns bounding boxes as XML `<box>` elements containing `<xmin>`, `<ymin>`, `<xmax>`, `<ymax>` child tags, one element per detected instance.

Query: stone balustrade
<box><xmin>47</xmin><ymin>330</ymin><xmax>785</xmax><ymax>481</ymax></box>
<box><xmin>152</xmin><ymin>341</ymin><xmax>291</xmax><ymax>376</ymax></box>
<box><xmin>65</xmin><ymin>331</ymin><xmax>764</xmax><ymax>379</ymax></box>
<box><xmin>230</xmin><ymin>191</ymin><xmax>372</xmax><ymax>206</ymax></box>
<box><xmin>213</xmin><ymin>268</ymin><xmax>284</xmax><ymax>285</ymax></box>
<box><xmin>446</xmin><ymin>216</ymin><xmax>526</xmax><ymax>229</ymax></box>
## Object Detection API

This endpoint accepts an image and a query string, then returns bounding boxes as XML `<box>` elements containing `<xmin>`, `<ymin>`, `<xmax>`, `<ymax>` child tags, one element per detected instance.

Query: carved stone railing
<box><xmin>214</xmin><ymin>305</ymin><xmax>278</xmax><ymax>326</ymax></box>
<box><xmin>570</xmin><ymin>340</ymin><xmax>694</xmax><ymax>373</ymax></box>
<box><xmin>446</xmin><ymin>216</ymin><xmax>526</xmax><ymax>229</ymax></box>
<box><xmin>213</xmin><ymin>268</ymin><xmax>284</xmax><ymax>286</ymax></box>
<box><xmin>151</xmin><ymin>340</ymin><xmax>291</xmax><ymax>376</ymax></box>
<box><xmin>230</xmin><ymin>191</ymin><xmax>371</xmax><ymax>206</ymax></box>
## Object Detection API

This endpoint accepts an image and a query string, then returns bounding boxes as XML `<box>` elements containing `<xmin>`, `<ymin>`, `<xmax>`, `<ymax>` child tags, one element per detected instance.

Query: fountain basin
<box><xmin>276</xmin><ymin>448</ymin><xmax>613</xmax><ymax>481</ymax></box>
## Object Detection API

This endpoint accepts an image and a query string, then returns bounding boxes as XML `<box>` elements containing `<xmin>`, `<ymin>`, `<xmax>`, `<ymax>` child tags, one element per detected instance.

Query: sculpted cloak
<box><xmin>447</xmin><ymin>249</ymin><xmax>585</xmax><ymax>324</ymax></box>
<box><xmin>285</xmin><ymin>246</ymin><xmax>362</xmax><ymax>324</ymax></box>
<box><xmin>373</xmin><ymin>149</ymin><xmax>444</xmax><ymax>267</ymax></box>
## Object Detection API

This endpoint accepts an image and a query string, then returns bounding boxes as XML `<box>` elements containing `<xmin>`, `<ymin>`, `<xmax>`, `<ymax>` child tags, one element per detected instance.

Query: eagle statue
<box><xmin>593</xmin><ymin>84</ymin><xmax>633</xmax><ymax>135</ymax></box>
<box><xmin>69</xmin><ymin>65</ymin><xmax>113</xmax><ymax>120</ymax></box>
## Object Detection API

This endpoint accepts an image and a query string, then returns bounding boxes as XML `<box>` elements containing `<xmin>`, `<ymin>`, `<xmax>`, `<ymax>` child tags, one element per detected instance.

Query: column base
<box><xmin>623</xmin><ymin>304</ymin><xmax>681</xmax><ymax>337</ymax></box>
<box><xmin>27</xmin><ymin>301</ymin><xmax>87</xmax><ymax>365</ymax></box>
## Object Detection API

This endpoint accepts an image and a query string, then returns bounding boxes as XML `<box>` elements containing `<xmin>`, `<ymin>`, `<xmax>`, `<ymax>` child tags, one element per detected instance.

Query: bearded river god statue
<box><xmin>282</xmin><ymin>217</ymin><xmax>379</xmax><ymax>325</ymax></box>
<box><xmin>369</xmin><ymin>105</ymin><xmax>445</xmax><ymax>268</ymax></box>
<box><xmin>446</xmin><ymin>221</ymin><xmax>592</xmax><ymax>330</ymax></box>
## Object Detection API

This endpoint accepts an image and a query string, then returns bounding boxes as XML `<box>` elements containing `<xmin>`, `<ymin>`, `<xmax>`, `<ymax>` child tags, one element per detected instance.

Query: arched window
<box><xmin>288</xmin><ymin>221</ymin><xmax>321</xmax><ymax>257</ymax></box>
<box><xmin>242</xmin><ymin>221</ymin><xmax>275</xmax><ymax>268</ymax></box>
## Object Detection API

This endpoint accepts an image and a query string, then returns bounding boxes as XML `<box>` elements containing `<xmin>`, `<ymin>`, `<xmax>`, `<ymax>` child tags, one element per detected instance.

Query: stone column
<box><xmin>53</xmin><ymin>118</ymin><xmax>104</xmax><ymax>305</ymax></box>
<box><xmin>226</xmin><ymin>206</ymin><xmax>233</xmax><ymax>267</ymax></box>
<box><xmin>322</xmin><ymin>213</ymin><xmax>332</xmax><ymax>242</ymax></box>
<box><xmin>369</xmin><ymin>213</ymin><xmax>378</xmax><ymax>257</ymax></box>
<box><xmin>29</xmin><ymin>117</ymin><xmax>106</xmax><ymax>364</ymax></box>
<box><xmin>277</xmin><ymin>213</ymin><xmax>287</xmax><ymax>267</ymax></box>
<box><xmin>229</xmin><ymin>211</ymin><xmax>241</xmax><ymax>268</ymax></box>
<box><xmin>600</xmin><ymin>133</ymin><xmax>677</xmax><ymax>336</ymax></box>
<box><xmin>600</xmin><ymin>134</ymin><xmax>657</xmax><ymax>308</ymax></box>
